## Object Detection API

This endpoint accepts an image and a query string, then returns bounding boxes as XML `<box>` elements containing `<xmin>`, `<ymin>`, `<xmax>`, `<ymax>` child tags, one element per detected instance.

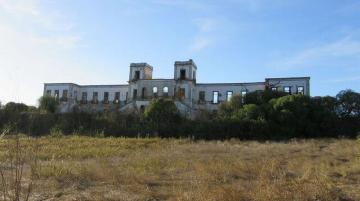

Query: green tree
<box><xmin>143</xmin><ymin>98</ymin><xmax>181</xmax><ymax>137</ymax></box>
<box><xmin>233</xmin><ymin>104</ymin><xmax>264</xmax><ymax>120</ymax></box>
<box><xmin>245</xmin><ymin>90</ymin><xmax>288</xmax><ymax>105</ymax></box>
<box><xmin>218</xmin><ymin>94</ymin><xmax>242</xmax><ymax>119</ymax></box>
<box><xmin>38</xmin><ymin>96</ymin><xmax>59</xmax><ymax>113</ymax></box>
<box><xmin>3</xmin><ymin>102</ymin><xmax>28</xmax><ymax>113</ymax></box>
<box><xmin>336</xmin><ymin>90</ymin><xmax>360</xmax><ymax>118</ymax></box>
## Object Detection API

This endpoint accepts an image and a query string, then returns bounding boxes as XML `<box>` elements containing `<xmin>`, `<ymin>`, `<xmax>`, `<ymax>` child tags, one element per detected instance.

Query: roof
<box><xmin>174</xmin><ymin>59</ymin><xmax>197</xmax><ymax>69</ymax></box>
<box><xmin>265</xmin><ymin>77</ymin><xmax>310</xmax><ymax>81</ymax></box>
<box><xmin>130</xmin><ymin>63</ymin><xmax>153</xmax><ymax>70</ymax></box>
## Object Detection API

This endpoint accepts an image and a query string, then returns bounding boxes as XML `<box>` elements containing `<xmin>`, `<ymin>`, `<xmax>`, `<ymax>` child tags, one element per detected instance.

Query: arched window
<box><xmin>163</xmin><ymin>87</ymin><xmax>169</xmax><ymax>97</ymax></box>
<box><xmin>153</xmin><ymin>87</ymin><xmax>158</xmax><ymax>97</ymax></box>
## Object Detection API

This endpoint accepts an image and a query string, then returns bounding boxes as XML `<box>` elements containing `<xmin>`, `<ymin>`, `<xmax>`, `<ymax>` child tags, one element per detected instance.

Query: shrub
<box><xmin>38</xmin><ymin>96</ymin><xmax>59</xmax><ymax>113</ymax></box>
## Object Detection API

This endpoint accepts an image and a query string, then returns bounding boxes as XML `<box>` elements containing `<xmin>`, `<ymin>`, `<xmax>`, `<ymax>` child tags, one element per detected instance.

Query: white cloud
<box><xmin>190</xmin><ymin>37</ymin><xmax>212</xmax><ymax>52</ymax></box>
<box><xmin>0</xmin><ymin>0</ymin><xmax>90</xmax><ymax>106</ymax></box>
<box><xmin>188</xmin><ymin>18</ymin><xmax>219</xmax><ymax>52</ymax></box>
<box><xmin>270</xmin><ymin>36</ymin><xmax>360</xmax><ymax>69</ymax></box>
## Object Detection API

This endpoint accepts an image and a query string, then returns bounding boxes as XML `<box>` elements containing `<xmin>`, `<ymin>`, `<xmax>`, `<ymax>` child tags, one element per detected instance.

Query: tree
<box><xmin>143</xmin><ymin>98</ymin><xmax>181</xmax><ymax>137</ymax></box>
<box><xmin>38</xmin><ymin>96</ymin><xmax>59</xmax><ymax>113</ymax></box>
<box><xmin>336</xmin><ymin>90</ymin><xmax>360</xmax><ymax>118</ymax></box>
<box><xmin>3</xmin><ymin>102</ymin><xmax>28</xmax><ymax>114</ymax></box>
<box><xmin>233</xmin><ymin>104</ymin><xmax>264</xmax><ymax>120</ymax></box>
<box><xmin>218</xmin><ymin>94</ymin><xmax>243</xmax><ymax>119</ymax></box>
<box><xmin>245</xmin><ymin>90</ymin><xmax>288</xmax><ymax>105</ymax></box>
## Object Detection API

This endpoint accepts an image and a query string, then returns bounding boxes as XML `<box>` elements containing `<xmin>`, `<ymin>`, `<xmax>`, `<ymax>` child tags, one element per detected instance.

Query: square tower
<box><xmin>129</xmin><ymin>63</ymin><xmax>153</xmax><ymax>82</ymax></box>
<box><xmin>174</xmin><ymin>59</ymin><xmax>197</xmax><ymax>81</ymax></box>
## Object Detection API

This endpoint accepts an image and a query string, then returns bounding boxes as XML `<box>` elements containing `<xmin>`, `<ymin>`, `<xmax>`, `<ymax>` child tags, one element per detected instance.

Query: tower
<box><xmin>129</xmin><ymin>63</ymin><xmax>153</xmax><ymax>82</ymax></box>
<box><xmin>174</xmin><ymin>59</ymin><xmax>197</xmax><ymax>82</ymax></box>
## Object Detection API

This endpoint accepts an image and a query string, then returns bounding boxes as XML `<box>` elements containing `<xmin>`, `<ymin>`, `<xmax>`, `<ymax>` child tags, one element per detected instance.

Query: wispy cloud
<box><xmin>326</xmin><ymin>76</ymin><xmax>360</xmax><ymax>83</ymax></box>
<box><xmin>189</xmin><ymin>18</ymin><xmax>219</xmax><ymax>52</ymax></box>
<box><xmin>0</xmin><ymin>0</ymin><xmax>88</xmax><ymax>105</ymax></box>
<box><xmin>270</xmin><ymin>36</ymin><xmax>360</xmax><ymax>69</ymax></box>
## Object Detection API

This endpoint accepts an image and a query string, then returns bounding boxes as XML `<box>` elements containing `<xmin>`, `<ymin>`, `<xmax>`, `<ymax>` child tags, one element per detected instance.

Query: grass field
<box><xmin>0</xmin><ymin>136</ymin><xmax>359</xmax><ymax>201</ymax></box>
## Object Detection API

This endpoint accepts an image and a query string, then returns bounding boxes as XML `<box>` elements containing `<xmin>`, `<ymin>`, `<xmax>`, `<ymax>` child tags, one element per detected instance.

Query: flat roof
<box><xmin>196</xmin><ymin>82</ymin><xmax>265</xmax><ymax>86</ymax></box>
<box><xmin>265</xmin><ymin>77</ymin><xmax>310</xmax><ymax>81</ymax></box>
<box><xmin>44</xmin><ymin>83</ymin><xmax>128</xmax><ymax>87</ymax></box>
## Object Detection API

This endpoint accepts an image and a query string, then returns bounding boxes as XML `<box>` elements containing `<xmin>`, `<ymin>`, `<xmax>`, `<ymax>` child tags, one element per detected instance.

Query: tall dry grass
<box><xmin>0</xmin><ymin>136</ymin><xmax>358</xmax><ymax>201</ymax></box>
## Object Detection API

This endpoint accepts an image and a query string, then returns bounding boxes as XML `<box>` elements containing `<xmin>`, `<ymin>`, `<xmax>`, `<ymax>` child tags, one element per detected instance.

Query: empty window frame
<box><xmin>81</xmin><ymin>92</ymin><xmax>87</xmax><ymax>103</ymax></box>
<box><xmin>141</xmin><ymin>87</ymin><xmax>146</xmax><ymax>99</ymax></box>
<box><xmin>134</xmin><ymin>71</ymin><xmax>140</xmax><ymax>80</ymax></box>
<box><xmin>226</xmin><ymin>91</ymin><xmax>233</xmax><ymax>101</ymax></box>
<box><xmin>46</xmin><ymin>90</ymin><xmax>51</xmax><ymax>96</ymax></box>
<box><xmin>163</xmin><ymin>87</ymin><xmax>169</xmax><ymax>97</ymax></box>
<box><xmin>153</xmin><ymin>87</ymin><xmax>158</xmax><ymax>97</ymax></box>
<box><xmin>180</xmin><ymin>69</ymin><xmax>186</xmax><ymax>80</ymax></box>
<box><xmin>54</xmin><ymin>90</ymin><xmax>59</xmax><ymax>99</ymax></box>
<box><xmin>284</xmin><ymin>86</ymin><xmax>291</xmax><ymax>94</ymax></box>
<box><xmin>213</xmin><ymin>91</ymin><xmax>219</xmax><ymax>104</ymax></box>
<box><xmin>179</xmin><ymin>88</ymin><xmax>185</xmax><ymax>99</ymax></box>
<box><xmin>193</xmin><ymin>71</ymin><xmax>196</xmax><ymax>80</ymax></box>
<box><xmin>133</xmin><ymin>89</ymin><xmax>138</xmax><ymax>100</ymax></box>
<box><xmin>199</xmin><ymin>91</ymin><xmax>205</xmax><ymax>103</ymax></box>
<box><xmin>92</xmin><ymin>92</ymin><xmax>98</xmax><ymax>103</ymax></box>
<box><xmin>62</xmin><ymin>90</ymin><xmax>68</xmax><ymax>98</ymax></box>
<box><xmin>271</xmin><ymin>87</ymin><xmax>277</xmax><ymax>91</ymax></box>
<box><xmin>74</xmin><ymin>91</ymin><xmax>78</xmax><ymax>101</ymax></box>
<box><xmin>297</xmin><ymin>86</ymin><xmax>304</xmax><ymax>95</ymax></box>
<box><xmin>241</xmin><ymin>90</ymin><xmax>247</xmax><ymax>103</ymax></box>
<box><xmin>103</xmin><ymin>92</ymin><xmax>109</xmax><ymax>103</ymax></box>
<box><xmin>61</xmin><ymin>90</ymin><xmax>68</xmax><ymax>102</ymax></box>
<box><xmin>114</xmin><ymin>92</ymin><xmax>120</xmax><ymax>103</ymax></box>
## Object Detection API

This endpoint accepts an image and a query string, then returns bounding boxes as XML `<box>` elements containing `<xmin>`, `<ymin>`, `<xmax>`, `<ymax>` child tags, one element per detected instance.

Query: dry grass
<box><xmin>0</xmin><ymin>136</ymin><xmax>359</xmax><ymax>201</ymax></box>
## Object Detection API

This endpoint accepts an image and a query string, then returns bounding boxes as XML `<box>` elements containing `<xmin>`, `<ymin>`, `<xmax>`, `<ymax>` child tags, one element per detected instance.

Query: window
<box><xmin>180</xmin><ymin>69</ymin><xmax>186</xmax><ymax>80</ymax></box>
<box><xmin>141</xmin><ymin>88</ymin><xmax>146</xmax><ymax>99</ymax></box>
<box><xmin>297</xmin><ymin>86</ymin><xmax>304</xmax><ymax>95</ymax></box>
<box><xmin>179</xmin><ymin>88</ymin><xmax>185</xmax><ymax>99</ymax></box>
<box><xmin>81</xmin><ymin>92</ymin><xmax>87</xmax><ymax>104</ymax></box>
<box><xmin>134</xmin><ymin>71</ymin><xmax>140</xmax><ymax>80</ymax></box>
<box><xmin>163</xmin><ymin>87</ymin><xmax>169</xmax><ymax>97</ymax></box>
<box><xmin>213</xmin><ymin>91</ymin><xmax>219</xmax><ymax>104</ymax></box>
<box><xmin>271</xmin><ymin>87</ymin><xmax>277</xmax><ymax>91</ymax></box>
<box><xmin>140</xmin><ymin>105</ymin><xmax>145</xmax><ymax>113</ymax></box>
<box><xmin>103</xmin><ymin>92</ymin><xmax>109</xmax><ymax>103</ymax></box>
<box><xmin>133</xmin><ymin>89</ymin><xmax>138</xmax><ymax>100</ymax></box>
<box><xmin>226</xmin><ymin>91</ymin><xmax>233</xmax><ymax>101</ymax></box>
<box><xmin>74</xmin><ymin>91</ymin><xmax>78</xmax><ymax>101</ymax></box>
<box><xmin>62</xmin><ymin>90</ymin><xmax>68</xmax><ymax>98</ymax></box>
<box><xmin>199</xmin><ymin>91</ymin><xmax>205</xmax><ymax>103</ymax></box>
<box><xmin>92</xmin><ymin>92</ymin><xmax>98</xmax><ymax>104</ymax></box>
<box><xmin>54</xmin><ymin>90</ymin><xmax>59</xmax><ymax>99</ymax></box>
<box><xmin>284</xmin><ymin>86</ymin><xmax>291</xmax><ymax>94</ymax></box>
<box><xmin>153</xmin><ymin>87</ymin><xmax>158</xmax><ymax>97</ymax></box>
<box><xmin>61</xmin><ymin>90</ymin><xmax>68</xmax><ymax>102</ymax></box>
<box><xmin>114</xmin><ymin>92</ymin><xmax>120</xmax><ymax>104</ymax></box>
<box><xmin>46</xmin><ymin>90</ymin><xmax>51</xmax><ymax>96</ymax></box>
<box><xmin>241</xmin><ymin>90</ymin><xmax>247</xmax><ymax>103</ymax></box>
<box><xmin>193</xmin><ymin>71</ymin><xmax>196</xmax><ymax>80</ymax></box>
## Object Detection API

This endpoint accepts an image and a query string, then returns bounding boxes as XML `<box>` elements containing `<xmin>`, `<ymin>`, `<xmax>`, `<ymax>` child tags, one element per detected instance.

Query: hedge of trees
<box><xmin>0</xmin><ymin>89</ymin><xmax>359</xmax><ymax>140</ymax></box>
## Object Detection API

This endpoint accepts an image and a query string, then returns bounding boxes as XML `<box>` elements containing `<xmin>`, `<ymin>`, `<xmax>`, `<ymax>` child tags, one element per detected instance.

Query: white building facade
<box><xmin>44</xmin><ymin>60</ymin><xmax>310</xmax><ymax>117</ymax></box>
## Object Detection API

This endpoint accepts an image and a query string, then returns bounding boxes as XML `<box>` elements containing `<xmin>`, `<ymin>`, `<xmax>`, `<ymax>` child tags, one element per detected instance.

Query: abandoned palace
<box><xmin>43</xmin><ymin>59</ymin><xmax>310</xmax><ymax>117</ymax></box>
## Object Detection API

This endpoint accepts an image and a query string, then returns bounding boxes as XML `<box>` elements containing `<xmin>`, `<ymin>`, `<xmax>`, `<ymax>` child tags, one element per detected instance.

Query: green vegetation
<box><xmin>0</xmin><ymin>89</ymin><xmax>359</xmax><ymax>140</ymax></box>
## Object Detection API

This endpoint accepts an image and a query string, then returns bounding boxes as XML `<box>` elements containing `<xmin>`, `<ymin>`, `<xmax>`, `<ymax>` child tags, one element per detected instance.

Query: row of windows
<box><xmin>199</xmin><ymin>91</ymin><xmax>247</xmax><ymax>104</ymax></box>
<box><xmin>46</xmin><ymin>90</ymin><xmax>125</xmax><ymax>103</ymax></box>
<box><xmin>47</xmin><ymin>85</ymin><xmax>305</xmax><ymax>104</ymax></box>
<box><xmin>271</xmin><ymin>86</ymin><xmax>305</xmax><ymax>95</ymax></box>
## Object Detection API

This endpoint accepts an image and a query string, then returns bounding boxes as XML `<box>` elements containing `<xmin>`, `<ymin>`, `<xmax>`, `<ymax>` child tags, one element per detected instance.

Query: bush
<box><xmin>39</xmin><ymin>95</ymin><xmax>59</xmax><ymax>113</ymax></box>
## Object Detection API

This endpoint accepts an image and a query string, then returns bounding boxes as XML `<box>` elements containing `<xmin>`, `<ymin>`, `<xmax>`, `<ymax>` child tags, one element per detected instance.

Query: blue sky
<box><xmin>0</xmin><ymin>0</ymin><xmax>359</xmax><ymax>105</ymax></box>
